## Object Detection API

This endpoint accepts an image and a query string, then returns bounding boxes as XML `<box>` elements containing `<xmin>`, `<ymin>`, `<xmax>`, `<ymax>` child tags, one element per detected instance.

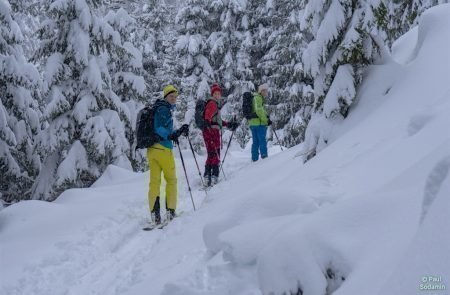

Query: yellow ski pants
<box><xmin>147</xmin><ymin>144</ymin><xmax>177</xmax><ymax>211</ymax></box>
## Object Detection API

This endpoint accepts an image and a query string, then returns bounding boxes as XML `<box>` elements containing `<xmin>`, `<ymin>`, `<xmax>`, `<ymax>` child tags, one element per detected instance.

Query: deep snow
<box><xmin>1</xmin><ymin>4</ymin><xmax>450</xmax><ymax>295</ymax></box>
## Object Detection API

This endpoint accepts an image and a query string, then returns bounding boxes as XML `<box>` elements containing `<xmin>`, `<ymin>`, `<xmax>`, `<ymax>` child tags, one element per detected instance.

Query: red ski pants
<box><xmin>202</xmin><ymin>128</ymin><xmax>221</xmax><ymax>166</ymax></box>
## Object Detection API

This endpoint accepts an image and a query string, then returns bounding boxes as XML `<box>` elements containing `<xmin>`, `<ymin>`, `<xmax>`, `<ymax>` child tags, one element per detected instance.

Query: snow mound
<box><xmin>381</xmin><ymin>162</ymin><xmax>450</xmax><ymax>295</ymax></box>
<box><xmin>391</xmin><ymin>26</ymin><xmax>418</xmax><ymax>64</ymax></box>
<box><xmin>91</xmin><ymin>164</ymin><xmax>141</xmax><ymax>188</ymax></box>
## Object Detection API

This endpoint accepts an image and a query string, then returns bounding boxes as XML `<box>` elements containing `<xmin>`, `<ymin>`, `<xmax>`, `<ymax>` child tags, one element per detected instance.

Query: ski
<box><xmin>200</xmin><ymin>180</ymin><xmax>219</xmax><ymax>191</ymax></box>
<box><xmin>141</xmin><ymin>211</ymin><xmax>184</xmax><ymax>231</ymax></box>
<box><xmin>200</xmin><ymin>185</ymin><xmax>213</xmax><ymax>191</ymax></box>
<box><xmin>142</xmin><ymin>220</ymin><xmax>169</xmax><ymax>231</ymax></box>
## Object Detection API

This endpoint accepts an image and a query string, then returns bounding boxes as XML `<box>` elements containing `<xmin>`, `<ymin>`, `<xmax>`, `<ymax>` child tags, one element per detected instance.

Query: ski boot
<box><xmin>166</xmin><ymin>209</ymin><xmax>176</xmax><ymax>221</ymax></box>
<box><xmin>151</xmin><ymin>197</ymin><xmax>161</xmax><ymax>225</ymax></box>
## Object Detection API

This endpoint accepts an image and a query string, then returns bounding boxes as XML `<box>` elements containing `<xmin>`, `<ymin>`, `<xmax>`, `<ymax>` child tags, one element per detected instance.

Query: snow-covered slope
<box><xmin>197</xmin><ymin>5</ymin><xmax>450</xmax><ymax>295</ymax></box>
<box><xmin>1</xmin><ymin>4</ymin><xmax>450</xmax><ymax>295</ymax></box>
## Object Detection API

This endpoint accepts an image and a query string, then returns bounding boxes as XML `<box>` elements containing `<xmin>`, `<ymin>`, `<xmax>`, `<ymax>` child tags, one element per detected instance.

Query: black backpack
<box><xmin>135</xmin><ymin>105</ymin><xmax>160</xmax><ymax>149</ymax></box>
<box><xmin>242</xmin><ymin>92</ymin><xmax>257</xmax><ymax>120</ymax></box>
<box><xmin>194</xmin><ymin>99</ymin><xmax>212</xmax><ymax>129</ymax></box>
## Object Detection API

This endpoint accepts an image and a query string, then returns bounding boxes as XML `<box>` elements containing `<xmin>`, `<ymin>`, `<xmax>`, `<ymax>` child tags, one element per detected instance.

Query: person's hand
<box><xmin>168</xmin><ymin>132</ymin><xmax>179</xmax><ymax>144</ymax></box>
<box><xmin>228</xmin><ymin>121</ymin><xmax>239</xmax><ymax>131</ymax></box>
<box><xmin>267</xmin><ymin>118</ymin><xmax>273</xmax><ymax>126</ymax></box>
<box><xmin>179</xmin><ymin>124</ymin><xmax>189</xmax><ymax>137</ymax></box>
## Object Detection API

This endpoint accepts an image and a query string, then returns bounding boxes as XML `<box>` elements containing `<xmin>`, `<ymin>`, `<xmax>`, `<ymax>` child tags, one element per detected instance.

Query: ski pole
<box><xmin>207</xmin><ymin>137</ymin><xmax>227</xmax><ymax>180</ymax></box>
<box><xmin>221</xmin><ymin>130</ymin><xmax>234</xmax><ymax>167</ymax></box>
<box><xmin>219</xmin><ymin>158</ymin><xmax>227</xmax><ymax>180</ymax></box>
<box><xmin>215</xmin><ymin>146</ymin><xmax>227</xmax><ymax>180</ymax></box>
<box><xmin>272</xmin><ymin>128</ymin><xmax>284</xmax><ymax>151</ymax></box>
<box><xmin>187</xmin><ymin>136</ymin><xmax>207</xmax><ymax>193</ymax></box>
<box><xmin>219</xmin><ymin>116</ymin><xmax>237</xmax><ymax>175</ymax></box>
<box><xmin>177</xmin><ymin>143</ymin><xmax>196</xmax><ymax>211</ymax></box>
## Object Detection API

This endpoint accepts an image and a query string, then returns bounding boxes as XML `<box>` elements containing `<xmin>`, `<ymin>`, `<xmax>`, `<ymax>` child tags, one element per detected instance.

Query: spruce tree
<box><xmin>175</xmin><ymin>0</ymin><xmax>213</xmax><ymax>100</ymax></box>
<box><xmin>257</xmin><ymin>0</ymin><xmax>313</xmax><ymax>147</ymax></box>
<box><xmin>174</xmin><ymin>0</ymin><xmax>214</xmax><ymax>150</ymax></box>
<box><xmin>104</xmin><ymin>7</ymin><xmax>147</xmax><ymax>170</ymax></box>
<box><xmin>32</xmin><ymin>0</ymin><xmax>137</xmax><ymax>200</ymax></box>
<box><xmin>300</xmin><ymin>0</ymin><xmax>381</xmax><ymax>161</ymax></box>
<box><xmin>374</xmin><ymin>0</ymin><xmax>449</xmax><ymax>46</ymax></box>
<box><xmin>206</xmin><ymin>0</ymin><xmax>254</xmax><ymax>147</ymax></box>
<box><xmin>8</xmin><ymin>0</ymin><xmax>41</xmax><ymax>59</ymax></box>
<box><xmin>133</xmin><ymin>0</ymin><xmax>173</xmax><ymax>101</ymax></box>
<box><xmin>0</xmin><ymin>0</ymin><xmax>41</xmax><ymax>202</ymax></box>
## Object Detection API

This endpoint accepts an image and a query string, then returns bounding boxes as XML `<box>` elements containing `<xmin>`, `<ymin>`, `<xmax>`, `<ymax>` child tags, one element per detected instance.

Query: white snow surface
<box><xmin>2</xmin><ymin>4</ymin><xmax>450</xmax><ymax>295</ymax></box>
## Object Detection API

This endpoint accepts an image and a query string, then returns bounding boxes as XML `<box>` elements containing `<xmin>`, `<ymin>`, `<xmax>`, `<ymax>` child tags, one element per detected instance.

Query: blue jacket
<box><xmin>153</xmin><ymin>99</ymin><xmax>175</xmax><ymax>149</ymax></box>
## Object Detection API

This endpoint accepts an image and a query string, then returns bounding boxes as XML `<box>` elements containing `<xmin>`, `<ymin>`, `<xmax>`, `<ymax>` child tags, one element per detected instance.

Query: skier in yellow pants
<box><xmin>147</xmin><ymin>144</ymin><xmax>177</xmax><ymax>218</ymax></box>
<box><xmin>146</xmin><ymin>85</ymin><xmax>189</xmax><ymax>224</ymax></box>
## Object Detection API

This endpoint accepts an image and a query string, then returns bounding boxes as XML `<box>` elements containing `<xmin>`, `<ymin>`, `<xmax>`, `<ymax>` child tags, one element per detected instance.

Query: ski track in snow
<box><xmin>1</xmin><ymin>147</ymin><xmax>267</xmax><ymax>295</ymax></box>
<box><xmin>3</xmin><ymin>196</ymin><xmax>149</xmax><ymax>295</ymax></box>
<box><xmin>3</xmin><ymin>194</ymin><xmax>174</xmax><ymax>295</ymax></box>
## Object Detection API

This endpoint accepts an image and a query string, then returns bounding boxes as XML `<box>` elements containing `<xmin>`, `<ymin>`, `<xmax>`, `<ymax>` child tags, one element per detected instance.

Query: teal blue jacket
<box><xmin>153</xmin><ymin>99</ymin><xmax>175</xmax><ymax>149</ymax></box>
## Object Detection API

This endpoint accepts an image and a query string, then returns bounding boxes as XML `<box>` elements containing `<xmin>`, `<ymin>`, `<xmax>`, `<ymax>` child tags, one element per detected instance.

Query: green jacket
<box><xmin>248</xmin><ymin>92</ymin><xmax>268</xmax><ymax>126</ymax></box>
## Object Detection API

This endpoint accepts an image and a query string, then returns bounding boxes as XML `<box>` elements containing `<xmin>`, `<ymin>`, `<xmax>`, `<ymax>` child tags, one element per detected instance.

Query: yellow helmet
<box><xmin>163</xmin><ymin>85</ymin><xmax>178</xmax><ymax>98</ymax></box>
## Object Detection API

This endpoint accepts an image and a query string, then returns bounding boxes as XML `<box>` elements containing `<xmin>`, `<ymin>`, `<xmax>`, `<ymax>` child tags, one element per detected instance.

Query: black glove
<box><xmin>168</xmin><ymin>132</ymin><xmax>180</xmax><ymax>144</ymax></box>
<box><xmin>267</xmin><ymin>118</ymin><xmax>273</xmax><ymax>126</ymax></box>
<box><xmin>228</xmin><ymin>121</ymin><xmax>239</xmax><ymax>131</ymax></box>
<box><xmin>178</xmin><ymin>124</ymin><xmax>189</xmax><ymax>137</ymax></box>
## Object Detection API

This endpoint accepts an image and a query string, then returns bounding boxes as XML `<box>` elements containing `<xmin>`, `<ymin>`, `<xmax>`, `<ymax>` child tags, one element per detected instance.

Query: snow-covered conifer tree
<box><xmin>374</xmin><ymin>0</ymin><xmax>449</xmax><ymax>46</ymax></box>
<box><xmin>132</xmin><ymin>0</ymin><xmax>174</xmax><ymax>101</ymax></box>
<box><xmin>32</xmin><ymin>0</ymin><xmax>137</xmax><ymax>200</ymax></box>
<box><xmin>207</xmin><ymin>0</ymin><xmax>254</xmax><ymax>92</ymax></box>
<box><xmin>173</xmin><ymin>0</ymin><xmax>214</xmax><ymax>150</ymax></box>
<box><xmin>104</xmin><ymin>7</ymin><xmax>147</xmax><ymax>170</ymax></box>
<box><xmin>175</xmin><ymin>0</ymin><xmax>214</xmax><ymax>102</ymax></box>
<box><xmin>8</xmin><ymin>0</ymin><xmax>41</xmax><ymax>59</ymax></box>
<box><xmin>300</xmin><ymin>0</ymin><xmax>382</xmax><ymax>161</ymax></box>
<box><xmin>205</xmin><ymin>0</ymin><xmax>254</xmax><ymax>147</ymax></box>
<box><xmin>0</xmin><ymin>0</ymin><xmax>41</xmax><ymax>202</ymax></box>
<box><xmin>257</xmin><ymin>0</ymin><xmax>313</xmax><ymax>147</ymax></box>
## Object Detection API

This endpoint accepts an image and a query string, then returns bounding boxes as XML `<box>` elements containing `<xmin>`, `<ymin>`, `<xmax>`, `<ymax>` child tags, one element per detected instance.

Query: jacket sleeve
<box><xmin>154</xmin><ymin>106</ymin><xmax>173</xmax><ymax>139</ymax></box>
<box><xmin>204</xmin><ymin>101</ymin><xmax>218</xmax><ymax>124</ymax></box>
<box><xmin>253</xmin><ymin>95</ymin><xmax>268</xmax><ymax>124</ymax></box>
